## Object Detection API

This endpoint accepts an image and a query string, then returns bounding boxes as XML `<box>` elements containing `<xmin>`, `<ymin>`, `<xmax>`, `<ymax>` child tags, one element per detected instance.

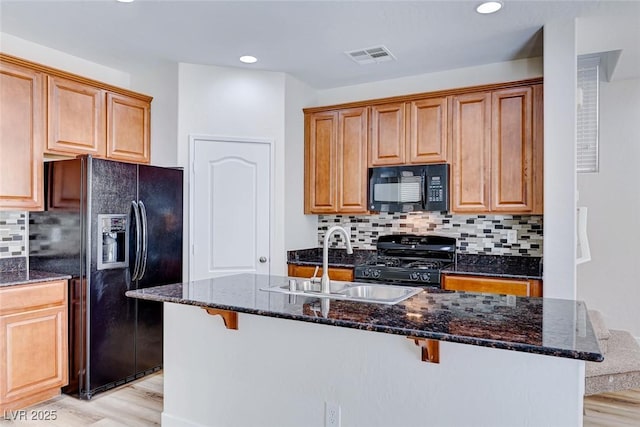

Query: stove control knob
<box><xmin>363</xmin><ymin>268</ymin><xmax>371</xmax><ymax>277</ymax></box>
<box><xmin>410</xmin><ymin>272</ymin><xmax>420</xmax><ymax>281</ymax></box>
<box><xmin>372</xmin><ymin>270</ymin><xmax>381</xmax><ymax>279</ymax></box>
<box><xmin>421</xmin><ymin>273</ymin><xmax>431</xmax><ymax>282</ymax></box>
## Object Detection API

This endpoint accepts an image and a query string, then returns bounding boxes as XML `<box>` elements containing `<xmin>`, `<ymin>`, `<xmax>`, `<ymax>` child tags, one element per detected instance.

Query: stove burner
<box><xmin>403</xmin><ymin>260</ymin><xmax>447</xmax><ymax>269</ymax></box>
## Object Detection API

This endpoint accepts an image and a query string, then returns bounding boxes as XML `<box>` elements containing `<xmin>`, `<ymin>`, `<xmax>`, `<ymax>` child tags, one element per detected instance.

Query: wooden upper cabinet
<box><xmin>451</xmin><ymin>92</ymin><xmax>491</xmax><ymax>212</ymax></box>
<box><xmin>337</xmin><ymin>108</ymin><xmax>368</xmax><ymax>213</ymax></box>
<box><xmin>106</xmin><ymin>93</ymin><xmax>150</xmax><ymax>164</ymax></box>
<box><xmin>532</xmin><ymin>84</ymin><xmax>544</xmax><ymax>214</ymax></box>
<box><xmin>305</xmin><ymin>108</ymin><xmax>368</xmax><ymax>214</ymax></box>
<box><xmin>491</xmin><ymin>87</ymin><xmax>533</xmax><ymax>212</ymax></box>
<box><xmin>0</xmin><ymin>60</ymin><xmax>44</xmax><ymax>210</ymax></box>
<box><xmin>47</xmin><ymin>75</ymin><xmax>105</xmax><ymax>157</ymax></box>
<box><xmin>407</xmin><ymin>97</ymin><xmax>448</xmax><ymax>163</ymax></box>
<box><xmin>305</xmin><ymin>111</ymin><xmax>337</xmax><ymax>213</ymax></box>
<box><xmin>451</xmin><ymin>84</ymin><xmax>542</xmax><ymax>214</ymax></box>
<box><xmin>370</xmin><ymin>102</ymin><xmax>405</xmax><ymax>166</ymax></box>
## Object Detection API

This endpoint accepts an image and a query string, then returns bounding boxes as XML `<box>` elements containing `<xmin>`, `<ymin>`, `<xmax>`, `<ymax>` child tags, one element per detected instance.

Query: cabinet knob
<box><xmin>259</xmin><ymin>256</ymin><xmax>267</xmax><ymax>263</ymax></box>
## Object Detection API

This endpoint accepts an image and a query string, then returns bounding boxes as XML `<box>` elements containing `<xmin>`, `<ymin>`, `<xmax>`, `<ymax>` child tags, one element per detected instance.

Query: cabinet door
<box><xmin>442</xmin><ymin>274</ymin><xmax>542</xmax><ymax>297</ymax></box>
<box><xmin>288</xmin><ymin>264</ymin><xmax>354</xmax><ymax>282</ymax></box>
<box><xmin>106</xmin><ymin>93</ymin><xmax>150</xmax><ymax>164</ymax></box>
<box><xmin>305</xmin><ymin>111</ymin><xmax>337</xmax><ymax>213</ymax></box>
<box><xmin>370</xmin><ymin>102</ymin><xmax>405</xmax><ymax>166</ymax></box>
<box><xmin>337</xmin><ymin>107</ymin><xmax>368</xmax><ymax>213</ymax></box>
<box><xmin>532</xmin><ymin>84</ymin><xmax>544</xmax><ymax>214</ymax></box>
<box><xmin>451</xmin><ymin>92</ymin><xmax>491</xmax><ymax>212</ymax></box>
<box><xmin>0</xmin><ymin>280</ymin><xmax>68</xmax><ymax>411</ymax></box>
<box><xmin>491</xmin><ymin>87</ymin><xmax>533</xmax><ymax>212</ymax></box>
<box><xmin>408</xmin><ymin>97</ymin><xmax>448</xmax><ymax>163</ymax></box>
<box><xmin>47</xmin><ymin>75</ymin><xmax>105</xmax><ymax>157</ymax></box>
<box><xmin>0</xmin><ymin>61</ymin><xmax>44</xmax><ymax>210</ymax></box>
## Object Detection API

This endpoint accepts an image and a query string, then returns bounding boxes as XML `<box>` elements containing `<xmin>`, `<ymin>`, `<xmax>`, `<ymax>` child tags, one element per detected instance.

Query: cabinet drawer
<box><xmin>0</xmin><ymin>280</ymin><xmax>67</xmax><ymax>315</ymax></box>
<box><xmin>288</xmin><ymin>264</ymin><xmax>354</xmax><ymax>282</ymax></box>
<box><xmin>441</xmin><ymin>274</ymin><xmax>542</xmax><ymax>297</ymax></box>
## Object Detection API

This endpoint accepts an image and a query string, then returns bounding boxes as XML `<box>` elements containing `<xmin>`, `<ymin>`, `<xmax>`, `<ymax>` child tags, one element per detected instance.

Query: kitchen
<box><xmin>1</xmin><ymin>1</ymin><xmax>640</xmax><ymax>426</ymax></box>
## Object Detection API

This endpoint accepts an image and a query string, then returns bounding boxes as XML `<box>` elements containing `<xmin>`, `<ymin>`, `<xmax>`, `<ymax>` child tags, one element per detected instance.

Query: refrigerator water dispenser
<box><xmin>97</xmin><ymin>214</ymin><xmax>129</xmax><ymax>270</ymax></box>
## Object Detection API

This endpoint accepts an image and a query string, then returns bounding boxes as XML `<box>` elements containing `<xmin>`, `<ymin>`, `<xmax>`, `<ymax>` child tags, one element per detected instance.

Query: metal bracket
<box><xmin>203</xmin><ymin>308</ymin><xmax>238</xmax><ymax>330</ymax></box>
<box><xmin>408</xmin><ymin>337</ymin><xmax>440</xmax><ymax>363</ymax></box>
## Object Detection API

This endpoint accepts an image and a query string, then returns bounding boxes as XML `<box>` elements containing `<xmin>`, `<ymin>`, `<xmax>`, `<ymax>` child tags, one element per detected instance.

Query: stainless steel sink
<box><xmin>262</xmin><ymin>279</ymin><xmax>423</xmax><ymax>305</ymax></box>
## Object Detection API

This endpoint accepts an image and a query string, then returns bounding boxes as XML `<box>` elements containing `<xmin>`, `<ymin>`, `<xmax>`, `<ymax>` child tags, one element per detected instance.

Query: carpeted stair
<box><xmin>585</xmin><ymin>310</ymin><xmax>640</xmax><ymax>396</ymax></box>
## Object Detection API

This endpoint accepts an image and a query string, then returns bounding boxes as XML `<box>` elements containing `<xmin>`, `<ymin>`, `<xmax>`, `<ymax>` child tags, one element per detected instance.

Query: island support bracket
<box><xmin>203</xmin><ymin>308</ymin><xmax>238</xmax><ymax>330</ymax></box>
<box><xmin>408</xmin><ymin>337</ymin><xmax>440</xmax><ymax>363</ymax></box>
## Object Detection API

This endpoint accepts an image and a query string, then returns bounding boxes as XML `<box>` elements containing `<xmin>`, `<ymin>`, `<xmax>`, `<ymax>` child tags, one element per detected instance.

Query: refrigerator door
<box><xmin>87</xmin><ymin>158</ymin><xmax>138</xmax><ymax>394</ymax></box>
<box><xmin>135</xmin><ymin>165</ymin><xmax>183</xmax><ymax>373</ymax></box>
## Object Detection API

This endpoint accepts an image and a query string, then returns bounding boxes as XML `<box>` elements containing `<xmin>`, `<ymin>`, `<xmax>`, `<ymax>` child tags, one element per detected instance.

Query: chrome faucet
<box><xmin>321</xmin><ymin>226</ymin><xmax>353</xmax><ymax>294</ymax></box>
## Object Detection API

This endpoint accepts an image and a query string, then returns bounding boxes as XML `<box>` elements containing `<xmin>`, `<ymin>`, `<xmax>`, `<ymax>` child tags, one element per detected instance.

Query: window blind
<box><xmin>577</xmin><ymin>56</ymin><xmax>600</xmax><ymax>173</ymax></box>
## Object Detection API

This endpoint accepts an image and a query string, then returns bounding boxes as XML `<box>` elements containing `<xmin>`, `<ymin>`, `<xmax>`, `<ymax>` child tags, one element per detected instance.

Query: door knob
<box><xmin>259</xmin><ymin>256</ymin><xmax>267</xmax><ymax>263</ymax></box>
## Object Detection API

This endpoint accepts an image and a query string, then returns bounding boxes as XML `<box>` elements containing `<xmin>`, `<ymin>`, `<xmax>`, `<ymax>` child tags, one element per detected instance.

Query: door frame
<box><xmin>188</xmin><ymin>134</ymin><xmax>275</xmax><ymax>282</ymax></box>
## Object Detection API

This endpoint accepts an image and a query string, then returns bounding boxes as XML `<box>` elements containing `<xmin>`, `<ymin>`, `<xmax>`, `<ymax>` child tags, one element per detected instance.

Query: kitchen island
<box><xmin>127</xmin><ymin>274</ymin><xmax>602</xmax><ymax>427</ymax></box>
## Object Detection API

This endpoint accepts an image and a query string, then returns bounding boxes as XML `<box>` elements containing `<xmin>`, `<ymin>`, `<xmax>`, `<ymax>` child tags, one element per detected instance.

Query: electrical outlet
<box><xmin>506</xmin><ymin>229</ymin><xmax>518</xmax><ymax>244</ymax></box>
<box><xmin>325</xmin><ymin>402</ymin><xmax>341</xmax><ymax>427</ymax></box>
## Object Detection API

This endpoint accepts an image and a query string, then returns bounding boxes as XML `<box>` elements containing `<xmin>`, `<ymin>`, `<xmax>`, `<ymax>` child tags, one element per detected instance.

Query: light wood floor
<box><xmin>1</xmin><ymin>373</ymin><xmax>638</xmax><ymax>426</ymax></box>
<box><xmin>0</xmin><ymin>372</ymin><xmax>162</xmax><ymax>427</ymax></box>
<box><xmin>584</xmin><ymin>388</ymin><xmax>640</xmax><ymax>426</ymax></box>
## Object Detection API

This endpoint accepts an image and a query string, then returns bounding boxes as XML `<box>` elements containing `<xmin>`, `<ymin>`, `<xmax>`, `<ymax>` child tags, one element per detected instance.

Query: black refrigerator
<box><xmin>29</xmin><ymin>155</ymin><xmax>183</xmax><ymax>399</ymax></box>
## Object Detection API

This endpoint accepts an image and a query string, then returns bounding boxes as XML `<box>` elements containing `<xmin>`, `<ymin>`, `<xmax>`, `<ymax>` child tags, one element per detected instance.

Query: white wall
<box><xmin>575</xmin><ymin>5</ymin><xmax>640</xmax><ymax>340</ymax></box>
<box><xmin>284</xmin><ymin>74</ymin><xmax>318</xmax><ymax>250</ymax></box>
<box><xmin>315</xmin><ymin>57</ymin><xmax>542</xmax><ymax>106</ymax></box>
<box><xmin>542</xmin><ymin>21</ymin><xmax>578</xmax><ymax>300</ymax></box>
<box><xmin>0</xmin><ymin>32</ymin><xmax>130</xmax><ymax>87</ymax></box>
<box><xmin>128</xmin><ymin>61</ymin><xmax>180</xmax><ymax>167</ymax></box>
<box><xmin>177</xmin><ymin>63</ymin><xmax>287</xmax><ymax>276</ymax></box>
<box><xmin>0</xmin><ymin>32</ymin><xmax>179</xmax><ymax>168</ymax></box>
<box><xmin>164</xmin><ymin>302</ymin><xmax>585</xmax><ymax>427</ymax></box>
<box><xmin>577</xmin><ymin>77</ymin><xmax>640</xmax><ymax>338</ymax></box>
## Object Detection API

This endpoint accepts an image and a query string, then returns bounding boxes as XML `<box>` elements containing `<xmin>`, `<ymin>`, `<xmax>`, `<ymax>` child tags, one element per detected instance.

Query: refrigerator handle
<box><xmin>131</xmin><ymin>200</ymin><xmax>142</xmax><ymax>281</ymax></box>
<box><xmin>139</xmin><ymin>200</ymin><xmax>149</xmax><ymax>280</ymax></box>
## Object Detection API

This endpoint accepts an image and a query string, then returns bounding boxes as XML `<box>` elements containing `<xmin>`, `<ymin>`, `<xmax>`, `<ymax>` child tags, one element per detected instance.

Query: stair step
<box><xmin>585</xmin><ymin>329</ymin><xmax>640</xmax><ymax>396</ymax></box>
<box><xmin>588</xmin><ymin>310</ymin><xmax>611</xmax><ymax>354</ymax></box>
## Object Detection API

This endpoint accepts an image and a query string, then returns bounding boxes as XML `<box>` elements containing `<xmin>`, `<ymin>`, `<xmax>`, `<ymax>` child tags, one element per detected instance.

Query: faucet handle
<box><xmin>310</xmin><ymin>265</ymin><xmax>320</xmax><ymax>283</ymax></box>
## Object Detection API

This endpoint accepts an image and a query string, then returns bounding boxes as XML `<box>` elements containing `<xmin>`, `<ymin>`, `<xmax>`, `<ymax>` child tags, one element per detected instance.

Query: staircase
<box><xmin>585</xmin><ymin>310</ymin><xmax>640</xmax><ymax>395</ymax></box>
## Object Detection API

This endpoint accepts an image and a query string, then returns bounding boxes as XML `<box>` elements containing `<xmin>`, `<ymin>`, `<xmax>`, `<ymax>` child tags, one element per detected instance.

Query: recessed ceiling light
<box><xmin>117</xmin><ymin>0</ymin><xmax>135</xmax><ymax>3</ymax></box>
<box><xmin>476</xmin><ymin>1</ymin><xmax>503</xmax><ymax>14</ymax></box>
<box><xmin>239</xmin><ymin>55</ymin><xmax>258</xmax><ymax>64</ymax></box>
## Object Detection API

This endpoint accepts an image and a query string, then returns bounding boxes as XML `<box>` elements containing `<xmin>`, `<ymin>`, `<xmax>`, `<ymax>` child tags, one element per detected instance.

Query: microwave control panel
<box><xmin>425</xmin><ymin>163</ymin><xmax>449</xmax><ymax>212</ymax></box>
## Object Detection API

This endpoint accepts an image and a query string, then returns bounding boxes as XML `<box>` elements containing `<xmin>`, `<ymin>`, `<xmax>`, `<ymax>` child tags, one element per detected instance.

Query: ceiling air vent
<box><xmin>345</xmin><ymin>45</ymin><xmax>396</xmax><ymax>65</ymax></box>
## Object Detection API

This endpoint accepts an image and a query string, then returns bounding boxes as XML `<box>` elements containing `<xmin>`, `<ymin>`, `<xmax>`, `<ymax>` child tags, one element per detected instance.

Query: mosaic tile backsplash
<box><xmin>318</xmin><ymin>212</ymin><xmax>543</xmax><ymax>257</ymax></box>
<box><xmin>0</xmin><ymin>211</ymin><xmax>27</xmax><ymax>258</ymax></box>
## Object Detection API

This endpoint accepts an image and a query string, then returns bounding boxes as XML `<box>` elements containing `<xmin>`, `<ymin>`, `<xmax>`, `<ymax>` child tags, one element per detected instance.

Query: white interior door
<box><xmin>190</xmin><ymin>136</ymin><xmax>271</xmax><ymax>281</ymax></box>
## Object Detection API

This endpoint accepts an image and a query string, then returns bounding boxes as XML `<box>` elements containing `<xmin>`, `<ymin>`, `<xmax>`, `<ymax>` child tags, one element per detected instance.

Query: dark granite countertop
<box><xmin>126</xmin><ymin>273</ymin><xmax>602</xmax><ymax>362</ymax></box>
<box><xmin>0</xmin><ymin>270</ymin><xmax>72</xmax><ymax>287</ymax></box>
<box><xmin>287</xmin><ymin>248</ymin><xmax>375</xmax><ymax>268</ymax></box>
<box><xmin>442</xmin><ymin>254</ymin><xmax>543</xmax><ymax>280</ymax></box>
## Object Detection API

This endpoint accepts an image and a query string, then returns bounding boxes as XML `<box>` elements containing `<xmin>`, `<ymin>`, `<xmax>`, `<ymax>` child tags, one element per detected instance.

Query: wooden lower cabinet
<box><xmin>288</xmin><ymin>264</ymin><xmax>354</xmax><ymax>282</ymax></box>
<box><xmin>0</xmin><ymin>280</ymin><xmax>68</xmax><ymax>411</ymax></box>
<box><xmin>441</xmin><ymin>274</ymin><xmax>542</xmax><ymax>297</ymax></box>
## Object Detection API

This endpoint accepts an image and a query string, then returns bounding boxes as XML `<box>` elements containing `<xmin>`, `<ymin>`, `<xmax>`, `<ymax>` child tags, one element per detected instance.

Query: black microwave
<box><xmin>368</xmin><ymin>164</ymin><xmax>449</xmax><ymax>213</ymax></box>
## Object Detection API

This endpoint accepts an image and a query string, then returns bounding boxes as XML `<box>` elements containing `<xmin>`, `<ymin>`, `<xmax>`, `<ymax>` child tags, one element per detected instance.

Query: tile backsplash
<box><xmin>318</xmin><ymin>212</ymin><xmax>543</xmax><ymax>256</ymax></box>
<box><xmin>0</xmin><ymin>211</ymin><xmax>27</xmax><ymax>258</ymax></box>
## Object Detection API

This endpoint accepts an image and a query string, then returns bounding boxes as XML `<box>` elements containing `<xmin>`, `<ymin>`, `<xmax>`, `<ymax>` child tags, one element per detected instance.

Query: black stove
<box><xmin>354</xmin><ymin>234</ymin><xmax>456</xmax><ymax>287</ymax></box>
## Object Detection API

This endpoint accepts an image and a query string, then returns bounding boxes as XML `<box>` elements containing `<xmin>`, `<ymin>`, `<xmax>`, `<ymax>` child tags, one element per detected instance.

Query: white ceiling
<box><xmin>1</xmin><ymin>0</ymin><xmax>639</xmax><ymax>89</ymax></box>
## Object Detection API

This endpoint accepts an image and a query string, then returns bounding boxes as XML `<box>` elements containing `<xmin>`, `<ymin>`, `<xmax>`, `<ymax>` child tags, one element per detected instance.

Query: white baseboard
<box><xmin>162</xmin><ymin>412</ymin><xmax>208</xmax><ymax>427</ymax></box>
